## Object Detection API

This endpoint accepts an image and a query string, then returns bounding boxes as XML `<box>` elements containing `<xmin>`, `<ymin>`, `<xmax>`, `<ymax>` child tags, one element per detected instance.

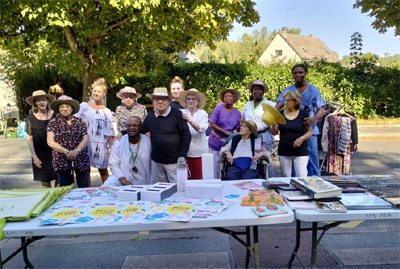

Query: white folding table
<box><xmin>289</xmin><ymin>208</ymin><xmax>400</xmax><ymax>269</ymax></box>
<box><xmin>1</xmin><ymin>179</ymin><xmax>294</xmax><ymax>269</ymax></box>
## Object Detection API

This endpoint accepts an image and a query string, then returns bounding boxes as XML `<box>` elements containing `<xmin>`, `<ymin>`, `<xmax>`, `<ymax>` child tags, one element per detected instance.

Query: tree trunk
<box><xmin>82</xmin><ymin>63</ymin><xmax>96</xmax><ymax>102</ymax></box>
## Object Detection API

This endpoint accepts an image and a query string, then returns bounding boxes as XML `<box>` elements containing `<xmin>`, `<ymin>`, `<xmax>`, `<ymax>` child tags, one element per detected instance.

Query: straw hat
<box><xmin>116</xmin><ymin>86</ymin><xmax>142</xmax><ymax>100</ymax></box>
<box><xmin>262</xmin><ymin>103</ymin><xmax>286</xmax><ymax>125</ymax></box>
<box><xmin>247</xmin><ymin>79</ymin><xmax>268</xmax><ymax>92</ymax></box>
<box><xmin>240</xmin><ymin>119</ymin><xmax>258</xmax><ymax>137</ymax></box>
<box><xmin>146</xmin><ymin>87</ymin><xmax>170</xmax><ymax>99</ymax></box>
<box><xmin>50</xmin><ymin>95</ymin><xmax>80</xmax><ymax>114</ymax></box>
<box><xmin>219</xmin><ymin>88</ymin><xmax>241</xmax><ymax>104</ymax></box>
<box><xmin>178</xmin><ymin>88</ymin><xmax>207</xmax><ymax>109</ymax></box>
<box><xmin>25</xmin><ymin>90</ymin><xmax>56</xmax><ymax>106</ymax></box>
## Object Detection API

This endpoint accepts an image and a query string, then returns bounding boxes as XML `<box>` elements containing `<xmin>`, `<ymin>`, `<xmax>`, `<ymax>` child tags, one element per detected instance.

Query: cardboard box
<box><xmin>184</xmin><ymin>181</ymin><xmax>223</xmax><ymax>199</ymax></box>
<box><xmin>141</xmin><ymin>182</ymin><xmax>177</xmax><ymax>202</ymax></box>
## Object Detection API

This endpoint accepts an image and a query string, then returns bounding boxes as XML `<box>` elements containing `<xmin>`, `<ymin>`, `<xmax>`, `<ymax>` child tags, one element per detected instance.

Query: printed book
<box><xmin>290</xmin><ymin>177</ymin><xmax>342</xmax><ymax>199</ymax></box>
<box><xmin>340</xmin><ymin>192</ymin><xmax>393</xmax><ymax>210</ymax></box>
<box><xmin>279</xmin><ymin>190</ymin><xmax>312</xmax><ymax>201</ymax></box>
<box><xmin>285</xmin><ymin>200</ymin><xmax>316</xmax><ymax>210</ymax></box>
<box><xmin>251</xmin><ymin>204</ymin><xmax>288</xmax><ymax>217</ymax></box>
<box><xmin>315</xmin><ymin>201</ymin><xmax>347</xmax><ymax>213</ymax></box>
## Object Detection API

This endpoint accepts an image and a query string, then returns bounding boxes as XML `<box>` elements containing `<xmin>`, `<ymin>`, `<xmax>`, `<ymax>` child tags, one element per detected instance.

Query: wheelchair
<box><xmin>220</xmin><ymin>152</ymin><xmax>272</xmax><ymax>180</ymax></box>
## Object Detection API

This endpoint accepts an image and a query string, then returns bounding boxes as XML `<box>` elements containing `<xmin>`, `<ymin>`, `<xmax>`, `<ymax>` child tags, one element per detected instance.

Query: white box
<box><xmin>184</xmin><ymin>181</ymin><xmax>223</xmax><ymax>199</ymax></box>
<box><xmin>141</xmin><ymin>182</ymin><xmax>177</xmax><ymax>202</ymax></box>
<box><xmin>116</xmin><ymin>189</ymin><xmax>141</xmax><ymax>202</ymax></box>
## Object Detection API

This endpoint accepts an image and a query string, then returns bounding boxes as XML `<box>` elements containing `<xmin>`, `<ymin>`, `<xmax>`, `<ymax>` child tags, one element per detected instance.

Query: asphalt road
<box><xmin>0</xmin><ymin>127</ymin><xmax>399</xmax><ymax>269</ymax></box>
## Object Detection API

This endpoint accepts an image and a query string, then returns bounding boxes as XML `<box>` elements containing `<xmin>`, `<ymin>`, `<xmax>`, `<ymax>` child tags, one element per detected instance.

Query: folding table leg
<box><xmin>245</xmin><ymin>226</ymin><xmax>251</xmax><ymax>268</ymax></box>
<box><xmin>21</xmin><ymin>237</ymin><xmax>34</xmax><ymax>269</ymax></box>
<box><xmin>288</xmin><ymin>220</ymin><xmax>301</xmax><ymax>268</ymax></box>
<box><xmin>252</xmin><ymin>226</ymin><xmax>260</xmax><ymax>269</ymax></box>
<box><xmin>311</xmin><ymin>222</ymin><xmax>318</xmax><ymax>269</ymax></box>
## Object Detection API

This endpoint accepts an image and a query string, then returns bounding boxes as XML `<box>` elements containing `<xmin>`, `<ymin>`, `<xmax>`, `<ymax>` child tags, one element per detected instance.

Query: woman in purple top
<box><xmin>47</xmin><ymin>96</ymin><xmax>90</xmax><ymax>188</ymax></box>
<box><xmin>208</xmin><ymin>88</ymin><xmax>241</xmax><ymax>178</ymax></box>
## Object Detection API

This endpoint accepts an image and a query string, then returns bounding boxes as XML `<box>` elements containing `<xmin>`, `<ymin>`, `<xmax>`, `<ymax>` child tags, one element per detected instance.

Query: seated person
<box><xmin>103</xmin><ymin>116</ymin><xmax>151</xmax><ymax>186</ymax></box>
<box><xmin>220</xmin><ymin>119</ymin><xmax>270</xmax><ymax>180</ymax></box>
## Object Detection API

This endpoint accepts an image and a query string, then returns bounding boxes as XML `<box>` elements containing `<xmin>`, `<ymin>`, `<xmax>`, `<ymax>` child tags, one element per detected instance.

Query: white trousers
<box><xmin>279</xmin><ymin>155</ymin><xmax>309</xmax><ymax>177</ymax></box>
<box><xmin>150</xmin><ymin>161</ymin><xmax>177</xmax><ymax>183</ymax></box>
<box><xmin>209</xmin><ymin>149</ymin><xmax>221</xmax><ymax>179</ymax></box>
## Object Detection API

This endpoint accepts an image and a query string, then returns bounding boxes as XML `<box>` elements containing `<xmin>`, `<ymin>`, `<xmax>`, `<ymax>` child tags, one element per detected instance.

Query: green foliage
<box><xmin>354</xmin><ymin>0</ymin><xmax>400</xmax><ymax>35</ymax></box>
<box><xmin>0</xmin><ymin>0</ymin><xmax>260</xmax><ymax>98</ymax></box>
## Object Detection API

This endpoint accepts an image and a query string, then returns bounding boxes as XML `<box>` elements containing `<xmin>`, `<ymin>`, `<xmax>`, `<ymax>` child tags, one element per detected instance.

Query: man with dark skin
<box><xmin>275</xmin><ymin>64</ymin><xmax>326</xmax><ymax>176</ymax></box>
<box><xmin>104</xmin><ymin>116</ymin><xmax>151</xmax><ymax>186</ymax></box>
<box><xmin>242</xmin><ymin>80</ymin><xmax>276</xmax><ymax>153</ymax></box>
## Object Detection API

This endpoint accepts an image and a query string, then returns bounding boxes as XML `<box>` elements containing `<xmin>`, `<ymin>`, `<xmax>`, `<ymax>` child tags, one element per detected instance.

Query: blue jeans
<box><xmin>307</xmin><ymin>135</ymin><xmax>320</xmax><ymax>176</ymax></box>
<box><xmin>224</xmin><ymin>166</ymin><xmax>259</xmax><ymax>180</ymax></box>
<box><xmin>57</xmin><ymin>169</ymin><xmax>90</xmax><ymax>188</ymax></box>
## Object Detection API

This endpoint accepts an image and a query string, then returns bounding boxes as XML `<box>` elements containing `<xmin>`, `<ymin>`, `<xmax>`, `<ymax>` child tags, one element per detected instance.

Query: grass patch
<box><xmin>358</xmin><ymin>118</ymin><xmax>400</xmax><ymax>125</ymax></box>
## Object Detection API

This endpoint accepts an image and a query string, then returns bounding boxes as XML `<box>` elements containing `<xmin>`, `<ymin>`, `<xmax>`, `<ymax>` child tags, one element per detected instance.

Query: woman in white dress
<box><xmin>75</xmin><ymin>78</ymin><xmax>115</xmax><ymax>183</ymax></box>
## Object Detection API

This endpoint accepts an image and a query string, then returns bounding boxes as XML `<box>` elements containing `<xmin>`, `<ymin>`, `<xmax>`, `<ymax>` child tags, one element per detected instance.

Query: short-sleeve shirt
<box><xmin>47</xmin><ymin>115</ymin><xmax>90</xmax><ymax>172</ymax></box>
<box><xmin>115</xmin><ymin>104</ymin><xmax>147</xmax><ymax>132</ymax></box>
<box><xmin>208</xmin><ymin>103</ymin><xmax>241</xmax><ymax>151</ymax></box>
<box><xmin>276</xmin><ymin>83</ymin><xmax>325</xmax><ymax>135</ymax></box>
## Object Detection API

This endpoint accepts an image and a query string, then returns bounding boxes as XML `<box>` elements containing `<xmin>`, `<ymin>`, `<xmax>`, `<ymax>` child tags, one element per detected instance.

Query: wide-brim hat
<box><xmin>247</xmin><ymin>79</ymin><xmax>268</xmax><ymax>92</ymax></box>
<box><xmin>146</xmin><ymin>87</ymin><xmax>170</xmax><ymax>99</ymax></box>
<box><xmin>50</xmin><ymin>95</ymin><xmax>80</xmax><ymax>114</ymax></box>
<box><xmin>219</xmin><ymin>88</ymin><xmax>240</xmax><ymax>104</ymax></box>
<box><xmin>178</xmin><ymin>88</ymin><xmax>207</xmax><ymax>109</ymax></box>
<box><xmin>116</xmin><ymin>86</ymin><xmax>142</xmax><ymax>100</ymax></box>
<box><xmin>25</xmin><ymin>90</ymin><xmax>56</xmax><ymax>106</ymax></box>
<box><xmin>240</xmin><ymin>119</ymin><xmax>258</xmax><ymax>137</ymax></box>
<box><xmin>262</xmin><ymin>103</ymin><xmax>286</xmax><ymax>125</ymax></box>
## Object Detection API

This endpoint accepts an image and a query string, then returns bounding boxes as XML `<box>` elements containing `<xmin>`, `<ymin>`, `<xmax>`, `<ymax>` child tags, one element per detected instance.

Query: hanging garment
<box><xmin>321</xmin><ymin>115</ymin><xmax>354</xmax><ymax>174</ymax></box>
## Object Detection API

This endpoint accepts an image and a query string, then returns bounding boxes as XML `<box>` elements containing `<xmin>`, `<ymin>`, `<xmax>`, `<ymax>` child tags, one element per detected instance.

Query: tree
<box><xmin>350</xmin><ymin>32</ymin><xmax>363</xmax><ymax>56</ymax></box>
<box><xmin>354</xmin><ymin>0</ymin><xmax>400</xmax><ymax>36</ymax></box>
<box><xmin>0</xmin><ymin>0</ymin><xmax>259</xmax><ymax>99</ymax></box>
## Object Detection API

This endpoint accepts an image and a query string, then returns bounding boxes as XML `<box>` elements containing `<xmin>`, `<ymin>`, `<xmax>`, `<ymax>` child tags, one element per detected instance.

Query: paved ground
<box><xmin>0</xmin><ymin>125</ymin><xmax>399</xmax><ymax>268</ymax></box>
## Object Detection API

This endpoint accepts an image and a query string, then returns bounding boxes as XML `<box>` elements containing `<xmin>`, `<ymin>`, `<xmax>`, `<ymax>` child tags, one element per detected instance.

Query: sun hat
<box><xmin>50</xmin><ymin>95</ymin><xmax>80</xmax><ymax>114</ymax></box>
<box><xmin>240</xmin><ymin>119</ymin><xmax>258</xmax><ymax>137</ymax></box>
<box><xmin>25</xmin><ymin>90</ymin><xmax>56</xmax><ymax>106</ymax></box>
<box><xmin>146</xmin><ymin>87</ymin><xmax>170</xmax><ymax>99</ymax></box>
<box><xmin>262</xmin><ymin>103</ymin><xmax>286</xmax><ymax>125</ymax></box>
<box><xmin>116</xmin><ymin>86</ymin><xmax>142</xmax><ymax>100</ymax></box>
<box><xmin>247</xmin><ymin>79</ymin><xmax>268</xmax><ymax>92</ymax></box>
<box><xmin>178</xmin><ymin>88</ymin><xmax>207</xmax><ymax>109</ymax></box>
<box><xmin>219</xmin><ymin>88</ymin><xmax>241</xmax><ymax>104</ymax></box>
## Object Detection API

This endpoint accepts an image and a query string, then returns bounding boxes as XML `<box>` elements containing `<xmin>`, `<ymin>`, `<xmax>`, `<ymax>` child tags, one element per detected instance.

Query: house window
<box><xmin>275</xmin><ymin>50</ymin><xmax>283</xmax><ymax>56</ymax></box>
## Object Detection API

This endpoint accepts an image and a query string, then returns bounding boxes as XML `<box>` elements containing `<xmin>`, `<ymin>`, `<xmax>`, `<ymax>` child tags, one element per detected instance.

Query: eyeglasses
<box><xmin>123</xmin><ymin>94</ymin><xmax>136</xmax><ymax>99</ymax></box>
<box><xmin>186</xmin><ymin>97</ymin><xmax>198</xmax><ymax>101</ymax></box>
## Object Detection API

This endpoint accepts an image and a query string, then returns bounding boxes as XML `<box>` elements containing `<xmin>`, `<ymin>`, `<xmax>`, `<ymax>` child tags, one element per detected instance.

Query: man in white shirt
<box><xmin>242</xmin><ymin>80</ymin><xmax>276</xmax><ymax>152</ymax></box>
<box><xmin>103</xmin><ymin>116</ymin><xmax>151</xmax><ymax>186</ymax></box>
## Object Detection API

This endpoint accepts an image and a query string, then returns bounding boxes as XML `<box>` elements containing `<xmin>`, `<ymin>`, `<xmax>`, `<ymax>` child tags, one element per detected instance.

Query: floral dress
<box><xmin>75</xmin><ymin>102</ymin><xmax>115</xmax><ymax>169</ymax></box>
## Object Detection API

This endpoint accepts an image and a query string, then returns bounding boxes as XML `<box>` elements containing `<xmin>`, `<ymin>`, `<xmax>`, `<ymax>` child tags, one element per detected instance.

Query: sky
<box><xmin>229</xmin><ymin>0</ymin><xmax>400</xmax><ymax>58</ymax></box>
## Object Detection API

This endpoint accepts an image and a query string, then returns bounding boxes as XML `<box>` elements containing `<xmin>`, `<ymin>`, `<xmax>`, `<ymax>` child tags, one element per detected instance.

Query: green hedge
<box><xmin>13</xmin><ymin>61</ymin><xmax>400</xmax><ymax>119</ymax></box>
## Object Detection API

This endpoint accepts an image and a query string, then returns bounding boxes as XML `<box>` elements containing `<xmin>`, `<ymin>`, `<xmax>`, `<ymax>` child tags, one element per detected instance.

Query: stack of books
<box><xmin>290</xmin><ymin>176</ymin><xmax>342</xmax><ymax>199</ymax></box>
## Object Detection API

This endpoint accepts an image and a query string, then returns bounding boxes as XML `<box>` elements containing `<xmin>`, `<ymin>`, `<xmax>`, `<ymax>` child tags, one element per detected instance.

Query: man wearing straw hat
<box><xmin>142</xmin><ymin>87</ymin><xmax>191</xmax><ymax>183</ymax></box>
<box><xmin>242</xmin><ymin>80</ymin><xmax>276</xmax><ymax>154</ymax></box>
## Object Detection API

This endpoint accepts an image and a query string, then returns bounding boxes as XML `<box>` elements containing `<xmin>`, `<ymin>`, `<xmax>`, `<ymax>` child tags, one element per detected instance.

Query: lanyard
<box><xmin>128</xmin><ymin>138</ymin><xmax>141</xmax><ymax>170</ymax></box>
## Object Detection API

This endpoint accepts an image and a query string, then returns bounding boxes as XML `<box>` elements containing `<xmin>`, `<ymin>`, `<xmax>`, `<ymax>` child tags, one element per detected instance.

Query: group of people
<box><xmin>26</xmin><ymin>63</ymin><xmax>326</xmax><ymax>188</ymax></box>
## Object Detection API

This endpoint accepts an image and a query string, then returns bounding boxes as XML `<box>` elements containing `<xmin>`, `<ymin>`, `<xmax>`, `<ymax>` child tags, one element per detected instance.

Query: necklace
<box><xmin>284</xmin><ymin>109</ymin><xmax>299</xmax><ymax>120</ymax></box>
<box><xmin>36</xmin><ymin>110</ymin><xmax>48</xmax><ymax>121</ymax></box>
